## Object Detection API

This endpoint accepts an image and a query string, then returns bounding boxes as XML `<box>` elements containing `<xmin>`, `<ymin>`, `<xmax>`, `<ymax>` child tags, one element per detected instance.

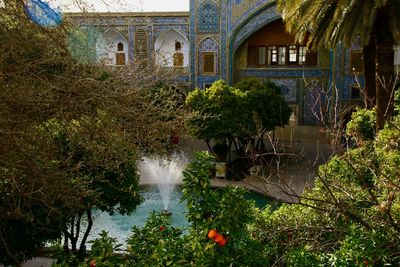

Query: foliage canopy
<box><xmin>186</xmin><ymin>79</ymin><xmax>291</xmax><ymax>158</ymax></box>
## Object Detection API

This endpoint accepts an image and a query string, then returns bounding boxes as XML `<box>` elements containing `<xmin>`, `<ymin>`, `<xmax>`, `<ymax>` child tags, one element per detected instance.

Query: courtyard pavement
<box><xmin>180</xmin><ymin>137</ymin><xmax>336</xmax><ymax>202</ymax></box>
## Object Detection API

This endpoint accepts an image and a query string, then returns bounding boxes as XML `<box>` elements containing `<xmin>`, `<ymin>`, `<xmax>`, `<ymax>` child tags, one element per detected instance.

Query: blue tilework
<box><xmin>198</xmin><ymin>1</ymin><xmax>220</xmax><ymax>33</ymax></box>
<box><xmin>238</xmin><ymin>68</ymin><xmax>330</xmax><ymax>78</ymax></box>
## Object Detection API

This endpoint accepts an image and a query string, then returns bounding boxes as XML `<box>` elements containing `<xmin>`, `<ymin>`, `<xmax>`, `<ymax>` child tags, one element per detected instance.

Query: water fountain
<box><xmin>87</xmin><ymin>155</ymin><xmax>270</xmax><ymax>246</ymax></box>
<box><xmin>87</xmin><ymin>155</ymin><xmax>188</xmax><ymax>246</ymax></box>
<box><xmin>139</xmin><ymin>155</ymin><xmax>187</xmax><ymax>216</ymax></box>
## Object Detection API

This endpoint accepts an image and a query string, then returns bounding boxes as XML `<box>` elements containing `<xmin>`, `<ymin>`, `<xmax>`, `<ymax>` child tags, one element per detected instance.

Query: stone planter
<box><xmin>215</xmin><ymin>162</ymin><xmax>226</xmax><ymax>178</ymax></box>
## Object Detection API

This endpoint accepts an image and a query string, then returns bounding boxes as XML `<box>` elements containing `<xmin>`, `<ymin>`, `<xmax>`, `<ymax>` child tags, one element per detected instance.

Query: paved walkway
<box><xmin>21</xmin><ymin>258</ymin><xmax>54</xmax><ymax>267</ymax></box>
<box><xmin>0</xmin><ymin>258</ymin><xmax>54</xmax><ymax>267</ymax></box>
<box><xmin>181</xmin><ymin>137</ymin><xmax>336</xmax><ymax>202</ymax></box>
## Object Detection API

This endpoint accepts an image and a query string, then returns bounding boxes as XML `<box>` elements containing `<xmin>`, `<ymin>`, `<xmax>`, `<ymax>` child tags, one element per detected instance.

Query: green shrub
<box><xmin>346</xmin><ymin>108</ymin><xmax>376</xmax><ymax>142</ymax></box>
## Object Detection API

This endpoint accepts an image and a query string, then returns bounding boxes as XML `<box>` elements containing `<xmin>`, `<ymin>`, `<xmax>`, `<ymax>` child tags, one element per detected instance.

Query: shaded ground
<box><xmin>181</xmin><ymin>137</ymin><xmax>336</xmax><ymax>202</ymax></box>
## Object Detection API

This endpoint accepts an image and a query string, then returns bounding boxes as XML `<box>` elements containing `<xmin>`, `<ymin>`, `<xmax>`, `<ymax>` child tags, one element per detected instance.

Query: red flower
<box><xmin>89</xmin><ymin>259</ymin><xmax>96</xmax><ymax>267</ymax></box>
<box><xmin>207</xmin><ymin>229</ymin><xmax>217</xmax><ymax>239</ymax></box>
<box><xmin>159</xmin><ymin>226</ymin><xmax>165</xmax><ymax>231</ymax></box>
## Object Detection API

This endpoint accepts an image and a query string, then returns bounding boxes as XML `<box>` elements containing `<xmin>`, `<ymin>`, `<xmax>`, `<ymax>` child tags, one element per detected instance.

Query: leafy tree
<box><xmin>36</xmin><ymin>114</ymin><xmax>142</xmax><ymax>259</ymax></box>
<box><xmin>277</xmin><ymin>0</ymin><xmax>400</xmax><ymax>128</ymax></box>
<box><xmin>180</xmin><ymin>152</ymin><xmax>265</xmax><ymax>266</ymax></box>
<box><xmin>85</xmin><ymin>231</ymin><xmax>125</xmax><ymax>267</ymax></box>
<box><xmin>186</xmin><ymin>79</ymin><xmax>291</xmax><ymax>159</ymax></box>
<box><xmin>346</xmin><ymin>108</ymin><xmax>376</xmax><ymax>143</ymax></box>
<box><xmin>253</xmin><ymin>108</ymin><xmax>400</xmax><ymax>266</ymax></box>
<box><xmin>0</xmin><ymin>1</ymin><xmax>184</xmax><ymax>264</ymax></box>
<box><xmin>236</xmin><ymin>78</ymin><xmax>292</xmax><ymax>152</ymax></box>
<box><xmin>126</xmin><ymin>213</ymin><xmax>189</xmax><ymax>266</ymax></box>
<box><xmin>186</xmin><ymin>80</ymin><xmax>242</xmax><ymax>147</ymax></box>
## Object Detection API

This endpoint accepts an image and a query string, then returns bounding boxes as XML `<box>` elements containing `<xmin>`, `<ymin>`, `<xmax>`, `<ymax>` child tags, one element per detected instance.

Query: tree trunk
<box><xmin>69</xmin><ymin>217</ymin><xmax>77</xmax><ymax>252</ymax></box>
<box><xmin>363</xmin><ymin>36</ymin><xmax>376</xmax><ymax>109</ymax></box>
<box><xmin>228</xmin><ymin>138</ymin><xmax>232</xmax><ymax>162</ymax></box>
<box><xmin>375</xmin><ymin>7</ymin><xmax>395</xmax><ymax>130</ymax></box>
<box><xmin>78</xmin><ymin>210</ymin><xmax>93</xmax><ymax>261</ymax></box>
<box><xmin>206</xmin><ymin>140</ymin><xmax>213</xmax><ymax>153</ymax></box>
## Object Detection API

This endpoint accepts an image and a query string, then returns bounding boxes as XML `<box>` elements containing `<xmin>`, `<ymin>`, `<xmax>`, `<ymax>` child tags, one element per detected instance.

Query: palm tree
<box><xmin>277</xmin><ymin>0</ymin><xmax>400</xmax><ymax>129</ymax></box>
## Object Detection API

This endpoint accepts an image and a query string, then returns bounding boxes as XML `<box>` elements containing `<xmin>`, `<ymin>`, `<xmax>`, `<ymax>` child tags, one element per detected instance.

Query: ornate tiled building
<box><xmin>69</xmin><ymin>0</ymin><xmax>400</xmax><ymax>128</ymax></box>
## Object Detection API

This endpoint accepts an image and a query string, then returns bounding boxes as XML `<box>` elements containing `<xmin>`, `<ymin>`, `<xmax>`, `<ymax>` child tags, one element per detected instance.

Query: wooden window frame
<box><xmin>258</xmin><ymin>46</ymin><xmax>267</xmax><ymax>67</ymax></box>
<box><xmin>202</xmin><ymin>52</ymin><xmax>216</xmax><ymax>75</ymax></box>
<box><xmin>298</xmin><ymin>46</ymin><xmax>307</xmax><ymax>65</ymax></box>
<box><xmin>278</xmin><ymin>46</ymin><xmax>287</xmax><ymax>65</ymax></box>
<box><xmin>247</xmin><ymin>45</ymin><xmax>258</xmax><ymax>67</ymax></box>
<box><xmin>247</xmin><ymin>46</ymin><xmax>267</xmax><ymax>67</ymax></box>
<box><xmin>350</xmin><ymin>50</ymin><xmax>364</xmax><ymax>73</ymax></box>
<box><xmin>268</xmin><ymin>45</ymin><xmax>278</xmax><ymax>65</ymax></box>
<box><xmin>116</xmin><ymin>52</ymin><xmax>126</xmax><ymax>66</ymax></box>
<box><xmin>288</xmin><ymin>45</ymin><xmax>298</xmax><ymax>65</ymax></box>
<box><xmin>245</xmin><ymin>45</ymin><xmax>318</xmax><ymax>67</ymax></box>
<box><xmin>173</xmin><ymin>52</ymin><xmax>184</xmax><ymax>67</ymax></box>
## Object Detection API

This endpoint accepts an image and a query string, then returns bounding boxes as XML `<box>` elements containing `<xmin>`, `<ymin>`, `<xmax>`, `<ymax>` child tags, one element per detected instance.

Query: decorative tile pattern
<box><xmin>334</xmin><ymin>44</ymin><xmax>345</xmax><ymax>97</ymax></box>
<box><xmin>174</xmin><ymin>75</ymin><xmax>191</xmax><ymax>82</ymax></box>
<box><xmin>220</xmin><ymin>0</ymin><xmax>228</xmax><ymax>80</ymax></box>
<box><xmin>153</xmin><ymin>17</ymin><xmax>188</xmax><ymax>24</ymax></box>
<box><xmin>343</xmin><ymin>75</ymin><xmax>365</xmax><ymax>99</ymax></box>
<box><xmin>190</xmin><ymin>0</ymin><xmax>197</xmax><ymax>87</ymax></box>
<box><xmin>198</xmin><ymin>76</ymin><xmax>220</xmax><ymax>88</ymax></box>
<box><xmin>128</xmin><ymin>25</ymin><xmax>135</xmax><ymax>63</ymax></box>
<box><xmin>227</xmin><ymin>2</ymin><xmax>279</xmax><ymax>83</ymax></box>
<box><xmin>198</xmin><ymin>38</ymin><xmax>220</xmax><ymax>77</ymax></box>
<box><xmin>229</xmin><ymin>0</ymin><xmax>275</xmax><ymax>32</ymax></box>
<box><xmin>238</xmin><ymin>68</ymin><xmax>330</xmax><ymax>78</ymax></box>
<box><xmin>197</xmin><ymin>1</ymin><xmax>220</xmax><ymax>33</ymax></box>
<box><xmin>199</xmin><ymin>38</ymin><xmax>219</xmax><ymax>52</ymax></box>
<box><xmin>269</xmin><ymin>78</ymin><xmax>297</xmax><ymax>102</ymax></box>
<box><xmin>302</xmin><ymin>83</ymin><xmax>322</xmax><ymax>125</ymax></box>
<box><xmin>232</xmin><ymin>4</ymin><xmax>279</xmax><ymax>51</ymax></box>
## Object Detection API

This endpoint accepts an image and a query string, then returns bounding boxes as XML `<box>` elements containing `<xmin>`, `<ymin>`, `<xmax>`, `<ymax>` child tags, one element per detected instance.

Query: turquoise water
<box><xmin>88</xmin><ymin>185</ymin><xmax>271</xmax><ymax>246</ymax></box>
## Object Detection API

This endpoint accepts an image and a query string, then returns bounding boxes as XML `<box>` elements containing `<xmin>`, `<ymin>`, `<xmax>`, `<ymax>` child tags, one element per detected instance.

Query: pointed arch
<box><xmin>96</xmin><ymin>28</ymin><xmax>128</xmax><ymax>66</ymax></box>
<box><xmin>198</xmin><ymin>37</ymin><xmax>219</xmax><ymax>75</ymax></box>
<box><xmin>157</xmin><ymin>27</ymin><xmax>189</xmax><ymax>44</ymax></box>
<box><xmin>154</xmin><ymin>28</ymin><xmax>189</xmax><ymax>67</ymax></box>
<box><xmin>228</xmin><ymin>2</ymin><xmax>279</xmax><ymax>82</ymax></box>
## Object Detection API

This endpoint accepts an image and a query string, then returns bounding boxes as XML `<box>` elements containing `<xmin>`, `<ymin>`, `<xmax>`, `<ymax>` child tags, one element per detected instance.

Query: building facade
<box><xmin>69</xmin><ymin>0</ymin><xmax>400</xmax><ymax>128</ymax></box>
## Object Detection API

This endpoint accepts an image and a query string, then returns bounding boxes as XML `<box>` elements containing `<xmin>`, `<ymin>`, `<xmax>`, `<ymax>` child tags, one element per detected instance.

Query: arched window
<box><xmin>117</xmin><ymin>42</ymin><xmax>124</xmax><ymax>52</ymax></box>
<box><xmin>155</xmin><ymin>29</ymin><xmax>189</xmax><ymax>67</ymax></box>
<box><xmin>199</xmin><ymin>38</ymin><xmax>219</xmax><ymax>74</ymax></box>
<box><xmin>175</xmin><ymin>41</ymin><xmax>182</xmax><ymax>51</ymax></box>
